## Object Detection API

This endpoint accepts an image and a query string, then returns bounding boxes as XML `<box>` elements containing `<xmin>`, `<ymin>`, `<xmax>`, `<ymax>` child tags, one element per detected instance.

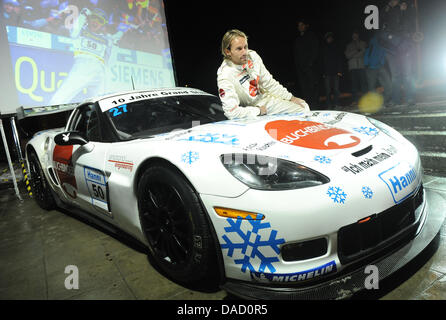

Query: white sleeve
<box><xmin>254</xmin><ymin>52</ymin><xmax>292</xmax><ymax>101</ymax></box>
<box><xmin>71</xmin><ymin>9</ymin><xmax>88</xmax><ymax>38</ymax></box>
<box><xmin>217</xmin><ymin>76</ymin><xmax>261</xmax><ymax>120</ymax></box>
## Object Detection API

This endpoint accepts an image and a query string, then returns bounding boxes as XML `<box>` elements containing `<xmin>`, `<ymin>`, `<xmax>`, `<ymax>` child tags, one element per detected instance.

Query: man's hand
<box><xmin>290</xmin><ymin>96</ymin><xmax>307</xmax><ymax>106</ymax></box>
<box><xmin>257</xmin><ymin>105</ymin><xmax>267</xmax><ymax>116</ymax></box>
<box><xmin>290</xmin><ymin>96</ymin><xmax>310</xmax><ymax>112</ymax></box>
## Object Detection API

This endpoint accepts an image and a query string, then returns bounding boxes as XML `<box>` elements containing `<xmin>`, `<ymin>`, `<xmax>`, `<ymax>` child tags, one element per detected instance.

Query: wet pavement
<box><xmin>0</xmin><ymin>173</ymin><xmax>445</xmax><ymax>300</ymax></box>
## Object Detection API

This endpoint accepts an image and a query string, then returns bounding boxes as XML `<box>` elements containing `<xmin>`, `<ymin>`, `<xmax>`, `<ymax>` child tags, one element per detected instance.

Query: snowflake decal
<box><xmin>362</xmin><ymin>186</ymin><xmax>374</xmax><ymax>199</ymax></box>
<box><xmin>181</xmin><ymin>151</ymin><xmax>199</xmax><ymax>165</ymax></box>
<box><xmin>314</xmin><ymin>155</ymin><xmax>332</xmax><ymax>164</ymax></box>
<box><xmin>353</xmin><ymin>126</ymin><xmax>379</xmax><ymax>136</ymax></box>
<box><xmin>179</xmin><ymin>133</ymin><xmax>239</xmax><ymax>146</ymax></box>
<box><xmin>220</xmin><ymin>215</ymin><xmax>285</xmax><ymax>274</ymax></box>
<box><xmin>327</xmin><ymin>186</ymin><xmax>347</xmax><ymax>204</ymax></box>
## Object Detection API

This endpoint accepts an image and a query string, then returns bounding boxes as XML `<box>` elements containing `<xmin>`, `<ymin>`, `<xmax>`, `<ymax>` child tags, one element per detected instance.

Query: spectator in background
<box><xmin>2</xmin><ymin>0</ymin><xmax>24</xmax><ymax>27</ymax></box>
<box><xmin>293</xmin><ymin>19</ymin><xmax>319</xmax><ymax>107</ymax></box>
<box><xmin>321</xmin><ymin>32</ymin><xmax>343</xmax><ymax>109</ymax></box>
<box><xmin>364</xmin><ymin>33</ymin><xmax>392</xmax><ymax>105</ymax></box>
<box><xmin>397</xmin><ymin>1</ymin><xmax>417</xmax><ymax>105</ymax></box>
<box><xmin>380</xmin><ymin>0</ymin><xmax>417</xmax><ymax>106</ymax></box>
<box><xmin>345</xmin><ymin>31</ymin><xmax>368</xmax><ymax>106</ymax></box>
<box><xmin>381</xmin><ymin>0</ymin><xmax>402</xmax><ymax>37</ymax></box>
<box><xmin>39</xmin><ymin>1</ymin><xmax>72</xmax><ymax>36</ymax></box>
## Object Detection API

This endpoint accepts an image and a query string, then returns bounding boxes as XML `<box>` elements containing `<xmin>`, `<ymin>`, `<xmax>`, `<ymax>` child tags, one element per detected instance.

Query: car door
<box><xmin>65</xmin><ymin>103</ymin><xmax>112</xmax><ymax>218</ymax></box>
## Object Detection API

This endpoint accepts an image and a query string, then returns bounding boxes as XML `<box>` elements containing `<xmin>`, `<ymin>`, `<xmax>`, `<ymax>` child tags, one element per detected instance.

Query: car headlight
<box><xmin>220</xmin><ymin>154</ymin><xmax>330</xmax><ymax>190</ymax></box>
<box><xmin>367</xmin><ymin>117</ymin><xmax>406</xmax><ymax>142</ymax></box>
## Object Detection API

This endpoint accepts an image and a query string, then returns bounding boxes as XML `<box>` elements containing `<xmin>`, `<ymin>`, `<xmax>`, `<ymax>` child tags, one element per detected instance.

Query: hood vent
<box><xmin>352</xmin><ymin>145</ymin><xmax>373</xmax><ymax>157</ymax></box>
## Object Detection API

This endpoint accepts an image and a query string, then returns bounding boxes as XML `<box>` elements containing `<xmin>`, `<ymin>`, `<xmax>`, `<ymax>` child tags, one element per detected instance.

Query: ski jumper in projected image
<box><xmin>50</xmin><ymin>7</ymin><xmax>124</xmax><ymax>105</ymax></box>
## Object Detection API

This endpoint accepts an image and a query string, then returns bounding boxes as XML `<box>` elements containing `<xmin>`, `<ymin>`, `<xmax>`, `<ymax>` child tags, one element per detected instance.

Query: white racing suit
<box><xmin>50</xmin><ymin>9</ymin><xmax>123</xmax><ymax>105</ymax></box>
<box><xmin>217</xmin><ymin>50</ymin><xmax>310</xmax><ymax>120</ymax></box>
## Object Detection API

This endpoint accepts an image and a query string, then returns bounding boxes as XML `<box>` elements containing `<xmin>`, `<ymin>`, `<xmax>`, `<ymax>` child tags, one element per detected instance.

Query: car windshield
<box><xmin>105</xmin><ymin>94</ymin><xmax>226</xmax><ymax>139</ymax></box>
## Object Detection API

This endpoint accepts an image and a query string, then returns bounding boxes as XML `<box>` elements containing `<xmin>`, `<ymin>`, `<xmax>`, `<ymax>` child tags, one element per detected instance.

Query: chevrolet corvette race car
<box><xmin>26</xmin><ymin>87</ymin><xmax>444</xmax><ymax>299</ymax></box>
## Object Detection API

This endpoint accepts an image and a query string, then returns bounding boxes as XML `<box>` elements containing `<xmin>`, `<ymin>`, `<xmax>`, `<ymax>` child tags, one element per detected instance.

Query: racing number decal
<box><xmin>84</xmin><ymin>167</ymin><xmax>110</xmax><ymax>214</ymax></box>
<box><xmin>108</xmin><ymin>104</ymin><xmax>128</xmax><ymax>117</ymax></box>
<box><xmin>265</xmin><ymin>120</ymin><xmax>361</xmax><ymax>150</ymax></box>
<box><xmin>92</xmin><ymin>184</ymin><xmax>105</xmax><ymax>199</ymax></box>
<box><xmin>53</xmin><ymin>145</ymin><xmax>78</xmax><ymax>199</ymax></box>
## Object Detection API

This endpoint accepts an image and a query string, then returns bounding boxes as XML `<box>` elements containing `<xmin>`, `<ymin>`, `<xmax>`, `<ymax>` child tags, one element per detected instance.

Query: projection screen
<box><xmin>0</xmin><ymin>0</ymin><xmax>176</xmax><ymax>115</ymax></box>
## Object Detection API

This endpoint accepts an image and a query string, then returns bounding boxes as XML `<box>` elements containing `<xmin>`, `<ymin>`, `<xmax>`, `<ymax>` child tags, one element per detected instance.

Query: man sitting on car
<box><xmin>217</xmin><ymin>29</ymin><xmax>310</xmax><ymax>120</ymax></box>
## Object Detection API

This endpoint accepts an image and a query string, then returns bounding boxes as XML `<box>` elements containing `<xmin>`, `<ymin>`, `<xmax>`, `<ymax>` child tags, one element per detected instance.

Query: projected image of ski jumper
<box><xmin>50</xmin><ymin>7</ymin><xmax>124</xmax><ymax>106</ymax></box>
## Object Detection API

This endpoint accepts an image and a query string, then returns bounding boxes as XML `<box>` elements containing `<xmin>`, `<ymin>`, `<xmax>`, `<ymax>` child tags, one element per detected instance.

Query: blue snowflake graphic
<box><xmin>220</xmin><ymin>215</ymin><xmax>285</xmax><ymax>274</ymax></box>
<box><xmin>181</xmin><ymin>151</ymin><xmax>199</xmax><ymax>165</ymax></box>
<box><xmin>353</xmin><ymin>126</ymin><xmax>379</xmax><ymax>136</ymax></box>
<box><xmin>314</xmin><ymin>155</ymin><xmax>332</xmax><ymax>164</ymax></box>
<box><xmin>327</xmin><ymin>186</ymin><xmax>347</xmax><ymax>204</ymax></box>
<box><xmin>179</xmin><ymin>133</ymin><xmax>239</xmax><ymax>146</ymax></box>
<box><xmin>362</xmin><ymin>186</ymin><xmax>374</xmax><ymax>199</ymax></box>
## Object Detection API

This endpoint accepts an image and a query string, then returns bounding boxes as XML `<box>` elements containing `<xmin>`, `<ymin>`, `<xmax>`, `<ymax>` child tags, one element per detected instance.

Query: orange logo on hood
<box><xmin>265</xmin><ymin>120</ymin><xmax>361</xmax><ymax>150</ymax></box>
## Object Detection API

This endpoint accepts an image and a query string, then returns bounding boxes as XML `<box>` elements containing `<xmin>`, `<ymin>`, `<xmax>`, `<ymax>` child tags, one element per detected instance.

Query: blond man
<box><xmin>217</xmin><ymin>29</ymin><xmax>310</xmax><ymax>120</ymax></box>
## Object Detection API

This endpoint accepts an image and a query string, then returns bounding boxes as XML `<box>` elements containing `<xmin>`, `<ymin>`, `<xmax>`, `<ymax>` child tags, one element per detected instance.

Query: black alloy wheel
<box><xmin>28</xmin><ymin>151</ymin><xmax>56</xmax><ymax>210</ymax></box>
<box><xmin>137</xmin><ymin>164</ymin><xmax>217</xmax><ymax>283</ymax></box>
<box><xmin>141</xmin><ymin>181</ymin><xmax>193</xmax><ymax>265</ymax></box>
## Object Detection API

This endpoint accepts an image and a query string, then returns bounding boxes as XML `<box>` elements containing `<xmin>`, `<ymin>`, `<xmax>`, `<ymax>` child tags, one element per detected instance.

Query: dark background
<box><xmin>2</xmin><ymin>0</ymin><xmax>446</xmax><ymax>163</ymax></box>
<box><xmin>164</xmin><ymin>0</ymin><xmax>446</xmax><ymax>97</ymax></box>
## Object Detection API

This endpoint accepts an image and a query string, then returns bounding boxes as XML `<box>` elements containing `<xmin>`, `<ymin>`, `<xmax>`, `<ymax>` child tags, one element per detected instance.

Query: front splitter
<box><xmin>221</xmin><ymin>188</ymin><xmax>446</xmax><ymax>300</ymax></box>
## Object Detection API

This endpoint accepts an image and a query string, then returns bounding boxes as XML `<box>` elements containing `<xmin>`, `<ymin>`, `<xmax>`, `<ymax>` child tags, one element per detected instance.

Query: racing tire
<box><xmin>28</xmin><ymin>151</ymin><xmax>56</xmax><ymax>210</ymax></box>
<box><xmin>137</xmin><ymin>164</ymin><xmax>218</xmax><ymax>284</ymax></box>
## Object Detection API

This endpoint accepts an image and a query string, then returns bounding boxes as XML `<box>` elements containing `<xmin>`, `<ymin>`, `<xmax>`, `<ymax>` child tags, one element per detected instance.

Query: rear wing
<box><xmin>16</xmin><ymin>103</ymin><xmax>78</xmax><ymax>120</ymax></box>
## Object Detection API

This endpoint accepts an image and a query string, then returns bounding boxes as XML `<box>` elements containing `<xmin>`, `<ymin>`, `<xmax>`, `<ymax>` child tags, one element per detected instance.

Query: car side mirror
<box><xmin>54</xmin><ymin>131</ymin><xmax>89</xmax><ymax>146</ymax></box>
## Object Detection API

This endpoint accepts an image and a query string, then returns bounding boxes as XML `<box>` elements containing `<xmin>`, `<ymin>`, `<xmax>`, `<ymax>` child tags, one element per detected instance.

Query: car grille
<box><xmin>337</xmin><ymin>184</ymin><xmax>424</xmax><ymax>265</ymax></box>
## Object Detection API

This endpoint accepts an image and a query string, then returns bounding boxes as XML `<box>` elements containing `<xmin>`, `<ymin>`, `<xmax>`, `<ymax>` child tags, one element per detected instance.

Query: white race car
<box><xmin>26</xmin><ymin>88</ymin><xmax>443</xmax><ymax>299</ymax></box>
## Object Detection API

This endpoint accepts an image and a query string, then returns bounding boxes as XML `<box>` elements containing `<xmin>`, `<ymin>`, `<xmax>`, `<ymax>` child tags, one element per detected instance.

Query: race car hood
<box><xmin>156</xmin><ymin>111</ymin><xmax>380</xmax><ymax>161</ymax></box>
<box><xmin>113</xmin><ymin>110</ymin><xmax>416</xmax><ymax>198</ymax></box>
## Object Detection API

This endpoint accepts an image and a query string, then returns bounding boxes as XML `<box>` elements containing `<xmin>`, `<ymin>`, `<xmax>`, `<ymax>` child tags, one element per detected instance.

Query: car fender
<box><xmin>106</xmin><ymin>140</ymin><xmax>250</xmax><ymax>199</ymax></box>
<box><xmin>26</xmin><ymin>128</ymin><xmax>66</xmax><ymax>196</ymax></box>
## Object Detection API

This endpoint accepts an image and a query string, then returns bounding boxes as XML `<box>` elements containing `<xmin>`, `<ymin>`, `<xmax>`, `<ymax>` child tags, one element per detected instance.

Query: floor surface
<box><xmin>0</xmin><ymin>175</ymin><xmax>445</xmax><ymax>300</ymax></box>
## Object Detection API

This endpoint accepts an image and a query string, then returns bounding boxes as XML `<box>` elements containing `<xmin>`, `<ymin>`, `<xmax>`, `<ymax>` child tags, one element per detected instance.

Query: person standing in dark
<box><xmin>293</xmin><ymin>19</ymin><xmax>320</xmax><ymax>107</ymax></box>
<box><xmin>321</xmin><ymin>32</ymin><xmax>343</xmax><ymax>109</ymax></box>
<box><xmin>397</xmin><ymin>1</ymin><xmax>417</xmax><ymax>105</ymax></box>
<box><xmin>380</xmin><ymin>0</ymin><xmax>417</xmax><ymax>106</ymax></box>
<box><xmin>345</xmin><ymin>31</ymin><xmax>368</xmax><ymax>106</ymax></box>
<box><xmin>381</xmin><ymin>0</ymin><xmax>402</xmax><ymax>40</ymax></box>
<box><xmin>364</xmin><ymin>33</ymin><xmax>392</xmax><ymax>105</ymax></box>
